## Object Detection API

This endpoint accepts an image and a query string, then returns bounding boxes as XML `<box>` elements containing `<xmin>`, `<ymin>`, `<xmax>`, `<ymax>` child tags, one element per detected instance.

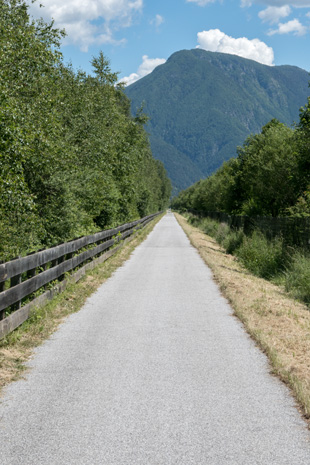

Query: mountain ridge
<box><xmin>125</xmin><ymin>49</ymin><xmax>309</xmax><ymax>193</ymax></box>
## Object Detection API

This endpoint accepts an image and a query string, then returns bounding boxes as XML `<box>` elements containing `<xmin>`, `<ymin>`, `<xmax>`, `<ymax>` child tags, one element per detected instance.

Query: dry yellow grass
<box><xmin>0</xmin><ymin>215</ymin><xmax>163</xmax><ymax>394</ymax></box>
<box><xmin>175</xmin><ymin>213</ymin><xmax>310</xmax><ymax>421</ymax></box>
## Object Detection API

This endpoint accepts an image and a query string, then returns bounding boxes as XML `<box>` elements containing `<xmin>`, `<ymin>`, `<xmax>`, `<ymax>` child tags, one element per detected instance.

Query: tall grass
<box><xmin>221</xmin><ymin>229</ymin><xmax>245</xmax><ymax>255</ymax></box>
<box><xmin>215</xmin><ymin>222</ymin><xmax>231</xmax><ymax>245</ymax></box>
<box><xmin>235</xmin><ymin>231</ymin><xmax>287</xmax><ymax>279</ymax></box>
<box><xmin>184</xmin><ymin>212</ymin><xmax>310</xmax><ymax>306</ymax></box>
<box><xmin>188</xmin><ymin>215</ymin><xmax>245</xmax><ymax>254</ymax></box>
<box><xmin>188</xmin><ymin>216</ymin><xmax>219</xmax><ymax>237</ymax></box>
<box><xmin>284</xmin><ymin>252</ymin><xmax>310</xmax><ymax>304</ymax></box>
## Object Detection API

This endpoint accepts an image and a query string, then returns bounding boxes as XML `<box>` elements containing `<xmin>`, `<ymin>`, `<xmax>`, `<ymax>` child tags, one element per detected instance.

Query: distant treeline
<box><xmin>172</xmin><ymin>99</ymin><xmax>310</xmax><ymax>218</ymax></box>
<box><xmin>0</xmin><ymin>0</ymin><xmax>171</xmax><ymax>262</ymax></box>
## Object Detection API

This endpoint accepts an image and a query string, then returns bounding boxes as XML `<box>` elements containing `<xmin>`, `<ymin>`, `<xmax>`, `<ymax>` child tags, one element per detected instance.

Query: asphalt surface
<box><xmin>1</xmin><ymin>212</ymin><xmax>310</xmax><ymax>464</ymax></box>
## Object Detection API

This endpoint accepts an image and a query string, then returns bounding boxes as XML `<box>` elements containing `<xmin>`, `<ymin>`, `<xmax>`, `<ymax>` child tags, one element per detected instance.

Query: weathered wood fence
<box><xmin>0</xmin><ymin>212</ymin><xmax>161</xmax><ymax>339</ymax></box>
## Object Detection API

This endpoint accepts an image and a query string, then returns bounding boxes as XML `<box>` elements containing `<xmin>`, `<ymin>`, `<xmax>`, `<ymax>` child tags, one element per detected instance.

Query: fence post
<box><xmin>0</xmin><ymin>281</ymin><xmax>5</xmax><ymax>320</ymax></box>
<box><xmin>11</xmin><ymin>271</ymin><xmax>22</xmax><ymax>310</ymax></box>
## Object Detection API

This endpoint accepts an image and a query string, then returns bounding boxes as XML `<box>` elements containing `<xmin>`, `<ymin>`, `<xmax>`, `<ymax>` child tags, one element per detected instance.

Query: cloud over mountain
<box><xmin>197</xmin><ymin>29</ymin><xmax>274</xmax><ymax>65</ymax></box>
<box><xmin>119</xmin><ymin>55</ymin><xmax>166</xmax><ymax>86</ymax></box>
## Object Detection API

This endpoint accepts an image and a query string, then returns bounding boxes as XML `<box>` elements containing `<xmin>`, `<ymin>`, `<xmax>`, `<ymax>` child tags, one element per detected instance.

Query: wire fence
<box><xmin>190</xmin><ymin>210</ymin><xmax>310</xmax><ymax>248</ymax></box>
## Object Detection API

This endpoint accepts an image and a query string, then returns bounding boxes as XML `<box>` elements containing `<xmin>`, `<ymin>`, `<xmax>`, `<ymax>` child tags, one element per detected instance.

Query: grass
<box><xmin>235</xmin><ymin>231</ymin><xmax>287</xmax><ymax>279</ymax></box>
<box><xmin>0</xmin><ymin>215</ymin><xmax>163</xmax><ymax>394</ymax></box>
<box><xmin>284</xmin><ymin>251</ymin><xmax>310</xmax><ymax>304</ymax></box>
<box><xmin>186</xmin><ymin>213</ymin><xmax>310</xmax><ymax>304</ymax></box>
<box><xmin>175</xmin><ymin>212</ymin><xmax>310</xmax><ymax>423</ymax></box>
<box><xmin>221</xmin><ymin>228</ymin><xmax>244</xmax><ymax>255</ymax></box>
<box><xmin>188</xmin><ymin>215</ymin><xmax>219</xmax><ymax>237</ymax></box>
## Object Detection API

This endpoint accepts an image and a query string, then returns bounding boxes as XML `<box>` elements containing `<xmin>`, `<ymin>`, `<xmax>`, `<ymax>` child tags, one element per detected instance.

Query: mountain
<box><xmin>125</xmin><ymin>49</ymin><xmax>310</xmax><ymax>194</ymax></box>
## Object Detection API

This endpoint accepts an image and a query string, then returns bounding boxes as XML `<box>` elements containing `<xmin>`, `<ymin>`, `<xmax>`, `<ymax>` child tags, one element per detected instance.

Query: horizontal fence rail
<box><xmin>0</xmin><ymin>212</ymin><xmax>161</xmax><ymax>338</ymax></box>
<box><xmin>188</xmin><ymin>210</ymin><xmax>310</xmax><ymax>248</ymax></box>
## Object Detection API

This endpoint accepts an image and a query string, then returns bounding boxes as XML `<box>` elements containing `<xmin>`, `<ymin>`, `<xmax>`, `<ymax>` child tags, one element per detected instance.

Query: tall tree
<box><xmin>0</xmin><ymin>1</ymin><xmax>171</xmax><ymax>262</ymax></box>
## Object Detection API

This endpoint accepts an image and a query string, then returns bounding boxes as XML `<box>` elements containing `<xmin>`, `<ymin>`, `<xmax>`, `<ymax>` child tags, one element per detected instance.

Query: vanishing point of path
<box><xmin>1</xmin><ymin>213</ymin><xmax>310</xmax><ymax>464</ymax></box>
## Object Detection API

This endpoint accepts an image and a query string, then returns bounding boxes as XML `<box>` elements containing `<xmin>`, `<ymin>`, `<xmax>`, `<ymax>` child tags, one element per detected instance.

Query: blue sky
<box><xmin>28</xmin><ymin>0</ymin><xmax>310</xmax><ymax>85</ymax></box>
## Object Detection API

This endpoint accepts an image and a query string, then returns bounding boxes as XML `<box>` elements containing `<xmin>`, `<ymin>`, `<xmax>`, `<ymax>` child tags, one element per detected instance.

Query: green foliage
<box><xmin>235</xmin><ymin>120</ymin><xmax>300</xmax><ymax>216</ymax></box>
<box><xmin>296</xmin><ymin>96</ymin><xmax>310</xmax><ymax>188</ymax></box>
<box><xmin>0</xmin><ymin>0</ymin><xmax>171</xmax><ymax>262</ymax></box>
<box><xmin>235</xmin><ymin>231</ymin><xmax>286</xmax><ymax>279</ymax></box>
<box><xmin>191</xmin><ymin>159</ymin><xmax>239</xmax><ymax>213</ymax></box>
<box><xmin>188</xmin><ymin>214</ymin><xmax>287</xmax><ymax>280</ymax></box>
<box><xmin>126</xmin><ymin>49</ymin><xmax>309</xmax><ymax>192</ymax></box>
<box><xmin>286</xmin><ymin>190</ymin><xmax>310</xmax><ymax>217</ymax></box>
<box><xmin>284</xmin><ymin>251</ymin><xmax>310</xmax><ymax>304</ymax></box>
<box><xmin>185</xmin><ymin>213</ymin><xmax>310</xmax><ymax>307</ymax></box>
<box><xmin>188</xmin><ymin>215</ymin><xmax>218</xmax><ymax>236</ymax></box>
<box><xmin>221</xmin><ymin>229</ymin><xmax>245</xmax><ymax>255</ymax></box>
<box><xmin>172</xmin><ymin>114</ymin><xmax>310</xmax><ymax>219</ymax></box>
<box><xmin>215</xmin><ymin>223</ymin><xmax>231</xmax><ymax>245</ymax></box>
<box><xmin>199</xmin><ymin>218</ymin><xmax>221</xmax><ymax>237</ymax></box>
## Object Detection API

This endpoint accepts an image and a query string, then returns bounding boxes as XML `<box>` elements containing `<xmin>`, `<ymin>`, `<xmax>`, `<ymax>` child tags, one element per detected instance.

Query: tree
<box><xmin>234</xmin><ymin>120</ymin><xmax>299</xmax><ymax>216</ymax></box>
<box><xmin>296</xmin><ymin>96</ymin><xmax>310</xmax><ymax>190</ymax></box>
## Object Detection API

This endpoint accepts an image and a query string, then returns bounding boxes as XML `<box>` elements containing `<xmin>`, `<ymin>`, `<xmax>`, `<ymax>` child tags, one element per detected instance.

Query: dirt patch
<box><xmin>175</xmin><ymin>213</ymin><xmax>310</xmax><ymax>422</ymax></box>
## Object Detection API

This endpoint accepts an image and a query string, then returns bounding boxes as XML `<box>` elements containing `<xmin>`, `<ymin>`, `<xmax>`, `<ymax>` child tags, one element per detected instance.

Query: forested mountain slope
<box><xmin>125</xmin><ymin>49</ymin><xmax>309</xmax><ymax>193</ymax></box>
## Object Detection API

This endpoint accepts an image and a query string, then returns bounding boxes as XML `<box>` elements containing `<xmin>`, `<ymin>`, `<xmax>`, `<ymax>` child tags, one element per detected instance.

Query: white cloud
<box><xmin>255</xmin><ymin>0</ymin><xmax>310</xmax><ymax>6</ymax></box>
<box><xmin>258</xmin><ymin>5</ymin><xmax>291</xmax><ymax>23</ymax></box>
<box><xmin>306</xmin><ymin>10</ymin><xmax>310</xmax><ymax>15</ymax></box>
<box><xmin>186</xmin><ymin>0</ymin><xmax>216</xmax><ymax>5</ymax></box>
<box><xmin>242</xmin><ymin>0</ymin><xmax>310</xmax><ymax>8</ymax></box>
<box><xmin>197</xmin><ymin>29</ymin><xmax>274</xmax><ymax>65</ymax></box>
<box><xmin>241</xmin><ymin>0</ymin><xmax>253</xmax><ymax>7</ymax></box>
<box><xmin>119</xmin><ymin>55</ymin><xmax>166</xmax><ymax>86</ymax></box>
<box><xmin>151</xmin><ymin>14</ymin><xmax>164</xmax><ymax>27</ymax></box>
<box><xmin>29</xmin><ymin>0</ymin><xmax>143</xmax><ymax>51</ymax></box>
<box><xmin>268</xmin><ymin>18</ymin><xmax>307</xmax><ymax>34</ymax></box>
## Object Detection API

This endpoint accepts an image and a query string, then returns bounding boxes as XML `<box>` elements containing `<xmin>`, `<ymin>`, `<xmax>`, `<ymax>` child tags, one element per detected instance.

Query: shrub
<box><xmin>284</xmin><ymin>252</ymin><xmax>310</xmax><ymax>304</ymax></box>
<box><xmin>188</xmin><ymin>215</ymin><xmax>202</xmax><ymax>228</ymax></box>
<box><xmin>188</xmin><ymin>215</ymin><xmax>220</xmax><ymax>238</ymax></box>
<box><xmin>201</xmin><ymin>218</ymin><xmax>221</xmax><ymax>238</ymax></box>
<box><xmin>222</xmin><ymin>229</ymin><xmax>245</xmax><ymax>255</ymax></box>
<box><xmin>236</xmin><ymin>230</ymin><xmax>286</xmax><ymax>279</ymax></box>
<box><xmin>215</xmin><ymin>222</ymin><xmax>231</xmax><ymax>245</ymax></box>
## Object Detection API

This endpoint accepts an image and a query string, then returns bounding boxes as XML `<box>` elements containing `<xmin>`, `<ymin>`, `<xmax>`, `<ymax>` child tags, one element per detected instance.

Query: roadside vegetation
<box><xmin>0</xmin><ymin>0</ymin><xmax>171</xmax><ymax>263</ymax></box>
<box><xmin>176</xmin><ymin>213</ymin><xmax>310</xmax><ymax>423</ymax></box>
<box><xmin>184</xmin><ymin>213</ymin><xmax>310</xmax><ymax>307</ymax></box>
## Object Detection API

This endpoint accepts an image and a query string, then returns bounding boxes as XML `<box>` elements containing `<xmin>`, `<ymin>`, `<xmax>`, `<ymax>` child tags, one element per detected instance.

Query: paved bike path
<box><xmin>1</xmin><ymin>213</ymin><xmax>310</xmax><ymax>464</ymax></box>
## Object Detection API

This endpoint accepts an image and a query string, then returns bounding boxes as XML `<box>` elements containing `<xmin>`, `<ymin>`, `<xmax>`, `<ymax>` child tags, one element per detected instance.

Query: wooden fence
<box><xmin>0</xmin><ymin>212</ymin><xmax>161</xmax><ymax>339</ymax></box>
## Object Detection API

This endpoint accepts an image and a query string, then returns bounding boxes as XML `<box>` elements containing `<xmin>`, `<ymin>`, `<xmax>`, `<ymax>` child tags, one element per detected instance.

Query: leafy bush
<box><xmin>235</xmin><ymin>231</ymin><xmax>286</xmax><ymax>279</ymax></box>
<box><xmin>215</xmin><ymin>222</ymin><xmax>231</xmax><ymax>245</ymax></box>
<box><xmin>284</xmin><ymin>252</ymin><xmax>310</xmax><ymax>304</ymax></box>
<box><xmin>222</xmin><ymin>229</ymin><xmax>245</xmax><ymax>254</ymax></box>
<box><xmin>201</xmin><ymin>218</ymin><xmax>220</xmax><ymax>237</ymax></box>
<box><xmin>188</xmin><ymin>216</ymin><xmax>202</xmax><ymax>227</ymax></box>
